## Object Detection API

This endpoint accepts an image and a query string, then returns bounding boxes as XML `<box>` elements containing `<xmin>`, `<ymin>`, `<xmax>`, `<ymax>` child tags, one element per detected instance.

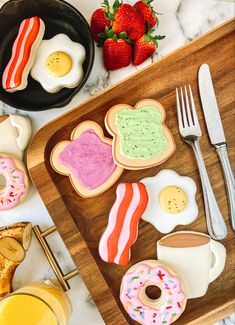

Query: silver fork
<box><xmin>176</xmin><ymin>85</ymin><xmax>228</xmax><ymax>240</ymax></box>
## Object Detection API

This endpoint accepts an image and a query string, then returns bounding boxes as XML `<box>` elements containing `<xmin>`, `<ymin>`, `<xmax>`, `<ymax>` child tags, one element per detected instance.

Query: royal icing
<box><xmin>30</xmin><ymin>34</ymin><xmax>86</xmax><ymax>93</ymax></box>
<box><xmin>105</xmin><ymin>99</ymin><xmax>176</xmax><ymax>170</ymax></box>
<box><xmin>58</xmin><ymin>130</ymin><xmax>116</xmax><ymax>190</ymax></box>
<box><xmin>159</xmin><ymin>186</ymin><xmax>188</xmax><ymax>214</ymax></box>
<box><xmin>2</xmin><ymin>17</ymin><xmax>45</xmax><ymax>92</ymax></box>
<box><xmin>99</xmin><ymin>182</ymin><xmax>148</xmax><ymax>266</ymax></box>
<box><xmin>45</xmin><ymin>51</ymin><xmax>72</xmax><ymax>77</ymax></box>
<box><xmin>115</xmin><ymin>106</ymin><xmax>167</xmax><ymax>159</ymax></box>
<box><xmin>120</xmin><ymin>262</ymin><xmax>186</xmax><ymax>325</ymax></box>
<box><xmin>0</xmin><ymin>115</ymin><xmax>32</xmax><ymax>160</ymax></box>
<box><xmin>157</xmin><ymin>231</ymin><xmax>226</xmax><ymax>299</ymax></box>
<box><xmin>141</xmin><ymin>170</ymin><xmax>198</xmax><ymax>233</ymax></box>
<box><xmin>0</xmin><ymin>156</ymin><xmax>27</xmax><ymax>211</ymax></box>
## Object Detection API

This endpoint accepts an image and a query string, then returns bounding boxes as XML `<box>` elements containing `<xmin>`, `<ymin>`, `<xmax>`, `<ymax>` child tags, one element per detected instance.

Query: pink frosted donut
<box><xmin>120</xmin><ymin>260</ymin><xmax>187</xmax><ymax>325</ymax></box>
<box><xmin>0</xmin><ymin>154</ymin><xmax>28</xmax><ymax>211</ymax></box>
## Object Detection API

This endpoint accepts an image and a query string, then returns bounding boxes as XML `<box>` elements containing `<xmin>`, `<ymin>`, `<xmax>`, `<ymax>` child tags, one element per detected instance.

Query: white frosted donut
<box><xmin>0</xmin><ymin>154</ymin><xmax>28</xmax><ymax>211</ymax></box>
<box><xmin>120</xmin><ymin>260</ymin><xmax>187</xmax><ymax>325</ymax></box>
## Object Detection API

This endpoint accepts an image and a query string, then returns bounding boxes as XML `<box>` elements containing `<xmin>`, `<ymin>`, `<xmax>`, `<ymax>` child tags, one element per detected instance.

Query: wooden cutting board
<box><xmin>28</xmin><ymin>18</ymin><xmax>235</xmax><ymax>325</ymax></box>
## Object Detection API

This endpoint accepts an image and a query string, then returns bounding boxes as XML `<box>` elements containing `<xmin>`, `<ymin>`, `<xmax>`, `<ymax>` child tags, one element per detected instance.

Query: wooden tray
<box><xmin>28</xmin><ymin>19</ymin><xmax>235</xmax><ymax>325</ymax></box>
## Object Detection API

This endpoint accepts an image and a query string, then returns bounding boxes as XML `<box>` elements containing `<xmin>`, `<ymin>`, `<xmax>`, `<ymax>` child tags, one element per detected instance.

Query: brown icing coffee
<box><xmin>159</xmin><ymin>233</ymin><xmax>210</xmax><ymax>248</ymax></box>
<box><xmin>0</xmin><ymin>115</ymin><xmax>9</xmax><ymax>123</ymax></box>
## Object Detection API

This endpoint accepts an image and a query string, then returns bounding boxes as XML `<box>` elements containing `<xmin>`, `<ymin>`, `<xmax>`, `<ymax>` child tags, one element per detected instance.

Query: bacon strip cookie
<box><xmin>99</xmin><ymin>182</ymin><xmax>148</xmax><ymax>266</ymax></box>
<box><xmin>2</xmin><ymin>16</ymin><xmax>45</xmax><ymax>92</ymax></box>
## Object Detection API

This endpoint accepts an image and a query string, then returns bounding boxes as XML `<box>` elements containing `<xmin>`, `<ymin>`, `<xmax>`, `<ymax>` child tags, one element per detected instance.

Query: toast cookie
<box><xmin>105</xmin><ymin>99</ymin><xmax>176</xmax><ymax>170</ymax></box>
<box><xmin>50</xmin><ymin>121</ymin><xmax>123</xmax><ymax>198</ymax></box>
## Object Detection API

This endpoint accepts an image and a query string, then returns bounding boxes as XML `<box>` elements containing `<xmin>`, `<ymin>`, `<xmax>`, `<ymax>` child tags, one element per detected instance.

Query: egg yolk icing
<box><xmin>159</xmin><ymin>186</ymin><xmax>188</xmax><ymax>214</ymax></box>
<box><xmin>58</xmin><ymin>130</ymin><xmax>116</xmax><ymax>190</ymax></box>
<box><xmin>115</xmin><ymin>106</ymin><xmax>167</xmax><ymax>159</ymax></box>
<box><xmin>45</xmin><ymin>51</ymin><xmax>72</xmax><ymax>77</ymax></box>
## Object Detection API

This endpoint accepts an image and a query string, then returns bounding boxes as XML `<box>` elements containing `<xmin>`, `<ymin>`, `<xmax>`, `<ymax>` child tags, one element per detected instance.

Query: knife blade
<box><xmin>198</xmin><ymin>64</ymin><xmax>226</xmax><ymax>144</ymax></box>
<box><xmin>198</xmin><ymin>63</ymin><xmax>235</xmax><ymax>231</ymax></box>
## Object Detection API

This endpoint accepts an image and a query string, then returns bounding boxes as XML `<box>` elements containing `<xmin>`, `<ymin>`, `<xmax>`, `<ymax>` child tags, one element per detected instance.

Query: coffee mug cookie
<box><xmin>141</xmin><ymin>170</ymin><xmax>198</xmax><ymax>233</ymax></box>
<box><xmin>105</xmin><ymin>99</ymin><xmax>176</xmax><ymax>170</ymax></box>
<box><xmin>0</xmin><ymin>114</ymin><xmax>32</xmax><ymax>160</ymax></box>
<box><xmin>120</xmin><ymin>260</ymin><xmax>187</xmax><ymax>325</ymax></box>
<box><xmin>0</xmin><ymin>153</ymin><xmax>29</xmax><ymax>211</ymax></box>
<box><xmin>50</xmin><ymin>121</ymin><xmax>123</xmax><ymax>198</ymax></box>
<box><xmin>157</xmin><ymin>231</ymin><xmax>226</xmax><ymax>298</ymax></box>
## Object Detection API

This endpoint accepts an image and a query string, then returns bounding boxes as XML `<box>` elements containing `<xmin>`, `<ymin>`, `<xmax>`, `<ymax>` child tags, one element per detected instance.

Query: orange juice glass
<box><xmin>0</xmin><ymin>280</ymin><xmax>71</xmax><ymax>325</ymax></box>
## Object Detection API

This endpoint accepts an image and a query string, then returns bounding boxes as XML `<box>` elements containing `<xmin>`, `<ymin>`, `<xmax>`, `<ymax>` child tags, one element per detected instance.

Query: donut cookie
<box><xmin>31</xmin><ymin>34</ymin><xmax>86</xmax><ymax>93</ymax></box>
<box><xmin>2</xmin><ymin>16</ymin><xmax>45</xmax><ymax>92</ymax></box>
<box><xmin>141</xmin><ymin>170</ymin><xmax>198</xmax><ymax>233</ymax></box>
<box><xmin>0</xmin><ymin>154</ymin><xmax>28</xmax><ymax>211</ymax></box>
<box><xmin>105</xmin><ymin>99</ymin><xmax>176</xmax><ymax>170</ymax></box>
<box><xmin>99</xmin><ymin>182</ymin><xmax>148</xmax><ymax>266</ymax></box>
<box><xmin>50</xmin><ymin>121</ymin><xmax>123</xmax><ymax>198</ymax></box>
<box><xmin>0</xmin><ymin>114</ymin><xmax>31</xmax><ymax>160</ymax></box>
<box><xmin>120</xmin><ymin>260</ymin><xmax>187</xmax><ymax>325</ymax></box>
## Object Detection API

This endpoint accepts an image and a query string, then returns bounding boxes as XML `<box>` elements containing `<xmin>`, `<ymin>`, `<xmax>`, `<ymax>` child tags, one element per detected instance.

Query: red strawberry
<box><xmin>103</xmin><ymin>36</ymin><xmax>132</xmax><ymax>70</ymax></box>
<box><xmin>112</xmin><ymin>4</ymin><xmax>145</xmax><ymax>40</ymax></box>
<box><xmin>133</xmin><ymin>30</ymin><xmax>165</xmax><ymax>66</ymax></box>
<box><xmin>134</xmin><ymin>0</ymin><xmax>158</xmax><ymax>28</ymax></box>
<box><xmin>91</xmin><ymin>8</ymin><xmax>111</xmax><ymax>43</ymax></box>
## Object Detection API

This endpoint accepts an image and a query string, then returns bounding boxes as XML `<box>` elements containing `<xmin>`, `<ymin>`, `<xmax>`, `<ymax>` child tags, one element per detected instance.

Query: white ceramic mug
<box><xmin>156</xmin><ymin>231</ymin><xmax>226</xmax><ymax>298</ymax></box>
<box><xmin>0</xmin><ymin>114</ymin><xmax>31</xmax><ymax>159</ymax></box>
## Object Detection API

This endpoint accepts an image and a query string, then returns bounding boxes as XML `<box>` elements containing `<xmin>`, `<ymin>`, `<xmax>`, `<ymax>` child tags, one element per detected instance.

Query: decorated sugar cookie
<box><xmin>0</xmin><ymin>153</ymin><xmax>29</xmax><ymax>211</ymax></box>
<box><xmin>0</xmin><ymin>114</ymin><xmax>31</xmax><ymax>160</ymax></box>
<box><xmin>120</xmin><ymin>260</ymin><xmax>187</xmax><ymax>325</ymax></box>
<box><xmin>31</xmin><ymin>34</ymin><xmax>86</xmax><ymax>93</ymax></box>
<box><xmin>141</xmin><ymin>170</ymin><xmax>198</xmax><ymax>233</ymax></box>
<box><xmin>50</xmin><ymin>121</ymin><xmax>123</xmax><ymax>198</ymax></box>
<box><xmin>99</xmin><ymin>182</ymin><xmax>148</xmax><ymax>266</ymax></box>
<box><xmin>2</xmin><ymin>16</ymin><xmax>45</xmax><ymax>92</ymax></box>
<box><xmin>157</xmin><ymin>231</ymin><xmax>226</xmax><ymax>298</ymax></box>
<box><xmin>105</xmin><ymin>99</ymin><xmax>176</xmax><ymax>170</ymax></box>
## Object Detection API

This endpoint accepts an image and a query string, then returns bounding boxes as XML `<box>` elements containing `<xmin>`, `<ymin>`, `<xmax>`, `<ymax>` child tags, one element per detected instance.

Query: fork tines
<box><xmin>176</xmin><ymin>85</ymin><xmax>202</xmax><ymax>137</ymax></box>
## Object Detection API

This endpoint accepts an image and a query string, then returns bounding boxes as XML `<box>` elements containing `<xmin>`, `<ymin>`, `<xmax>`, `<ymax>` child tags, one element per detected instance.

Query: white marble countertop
<box><xmin>0</xmin><ymin>0</ymin><xmax>234</xmax><ymax>324</ymax></box>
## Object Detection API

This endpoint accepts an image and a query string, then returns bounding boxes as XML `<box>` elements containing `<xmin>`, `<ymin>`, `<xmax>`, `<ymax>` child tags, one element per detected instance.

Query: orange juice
<box><xmin>0</xmin><ymin>280</ymin><xmax>71</xmax><ymax>325</ymax></box>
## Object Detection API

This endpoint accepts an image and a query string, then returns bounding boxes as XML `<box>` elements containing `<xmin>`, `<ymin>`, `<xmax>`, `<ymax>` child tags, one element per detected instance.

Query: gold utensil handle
<box><xmin>33</xmin><ymin>225</ymin><xmax>79</xmax><ymax>291</ymax></box>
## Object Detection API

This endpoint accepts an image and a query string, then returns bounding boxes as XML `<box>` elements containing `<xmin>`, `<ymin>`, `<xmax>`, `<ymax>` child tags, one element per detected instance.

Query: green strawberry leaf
<box><xmin>118</xmin><ymin>31</ymin><xmax>127</xmax><ymax>39</ymax></box>
<box><xmin>107</xmin><ymin>29</ymin><xmax>115</xmax><ymax>38</ymax></box>
<box><xmin>104</xmin><ymin>11</ymin><xmax>110</xmax><ymax>19</ymax></box>
<box><xmin>113</xmin><ymin>0</ymin><xmax>122</xmax><ymax>13</ymax></box>
<box><xmin>125</xmin><ymin>39</ymin><xmax>132</xmax><ymax>44</ymax></box>
<box><xmin>97</xmin><ymin>38</ymin><xmax>105</xmax><ymax>48</ymax></box>
<box><xmin>155</xmin><ymin>35</ymin><xmax>165</xmax><ymax>40</ymax></box>
<box><xmin>98</xmin><ymin>32</ymin><xmax>107</xmax><ymax>39</ymax></box>
<box><xmin>102</xmin><ymin>0</ymin><xmax>109</xmax><ymax>8</ymax></box>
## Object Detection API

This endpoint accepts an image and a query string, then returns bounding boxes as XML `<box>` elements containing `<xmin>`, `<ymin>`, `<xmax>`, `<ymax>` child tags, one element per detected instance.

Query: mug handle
<box><xmin>10</xmin><ymin>115</ymin><xmax>32</xmax><ymax>151</ymax></box>
<box><xmin>209</xmin><ymin>239</ymin><xmax>226</xmax><ymax>283</ymax></box>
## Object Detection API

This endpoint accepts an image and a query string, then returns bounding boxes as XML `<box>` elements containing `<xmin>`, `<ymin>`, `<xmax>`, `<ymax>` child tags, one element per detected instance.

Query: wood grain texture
<box><xmin>27</xmin><ymin>18</ymin><xmax>235</xmax><ymax>325</ymax></box>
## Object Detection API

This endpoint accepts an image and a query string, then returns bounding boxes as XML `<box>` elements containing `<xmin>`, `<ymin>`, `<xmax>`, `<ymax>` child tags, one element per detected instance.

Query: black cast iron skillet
<box><xmin>0</xmin><ymin>0</ymin><xmax>94</xmax><ymax>111</ymax></box>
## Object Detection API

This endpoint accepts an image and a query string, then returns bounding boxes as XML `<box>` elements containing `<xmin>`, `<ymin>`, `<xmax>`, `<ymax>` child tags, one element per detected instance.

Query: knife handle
<box><xmin>191</xmin><ymin>140</ymin><xmax>228</xmax><ymax>240</ymax></box>
<box><xmin>216</xmin><ymin>143</ymin><xmax>235</xmax><ymax>231</ymax></box>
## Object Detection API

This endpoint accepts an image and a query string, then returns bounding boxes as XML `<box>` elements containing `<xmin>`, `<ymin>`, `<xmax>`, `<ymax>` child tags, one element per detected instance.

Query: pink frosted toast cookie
<box><xmin>99</xmin><ymin>182</ymin><xmax>148</xmax><ymax>266</ymax></box>
<box><xmin>2</xmin><ymin>16</ymin><xmax>45</xmax><ymax>92</ymax></box>
<box><xmin>105</xmin><ymin>99</ymin><xmax>176</xmax><ymax>170</ymax></box>
<box><xmin>50</xmin><ymin>121</ymin><xmax>123</xmax><ymax>198</ymax></box>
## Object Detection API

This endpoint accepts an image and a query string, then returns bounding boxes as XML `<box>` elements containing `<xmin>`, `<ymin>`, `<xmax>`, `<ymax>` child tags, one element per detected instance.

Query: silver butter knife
<box><xmin>198</xmin><ymin>63</ymin><xmax>235</xmax><ymax>231</ymax></box>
